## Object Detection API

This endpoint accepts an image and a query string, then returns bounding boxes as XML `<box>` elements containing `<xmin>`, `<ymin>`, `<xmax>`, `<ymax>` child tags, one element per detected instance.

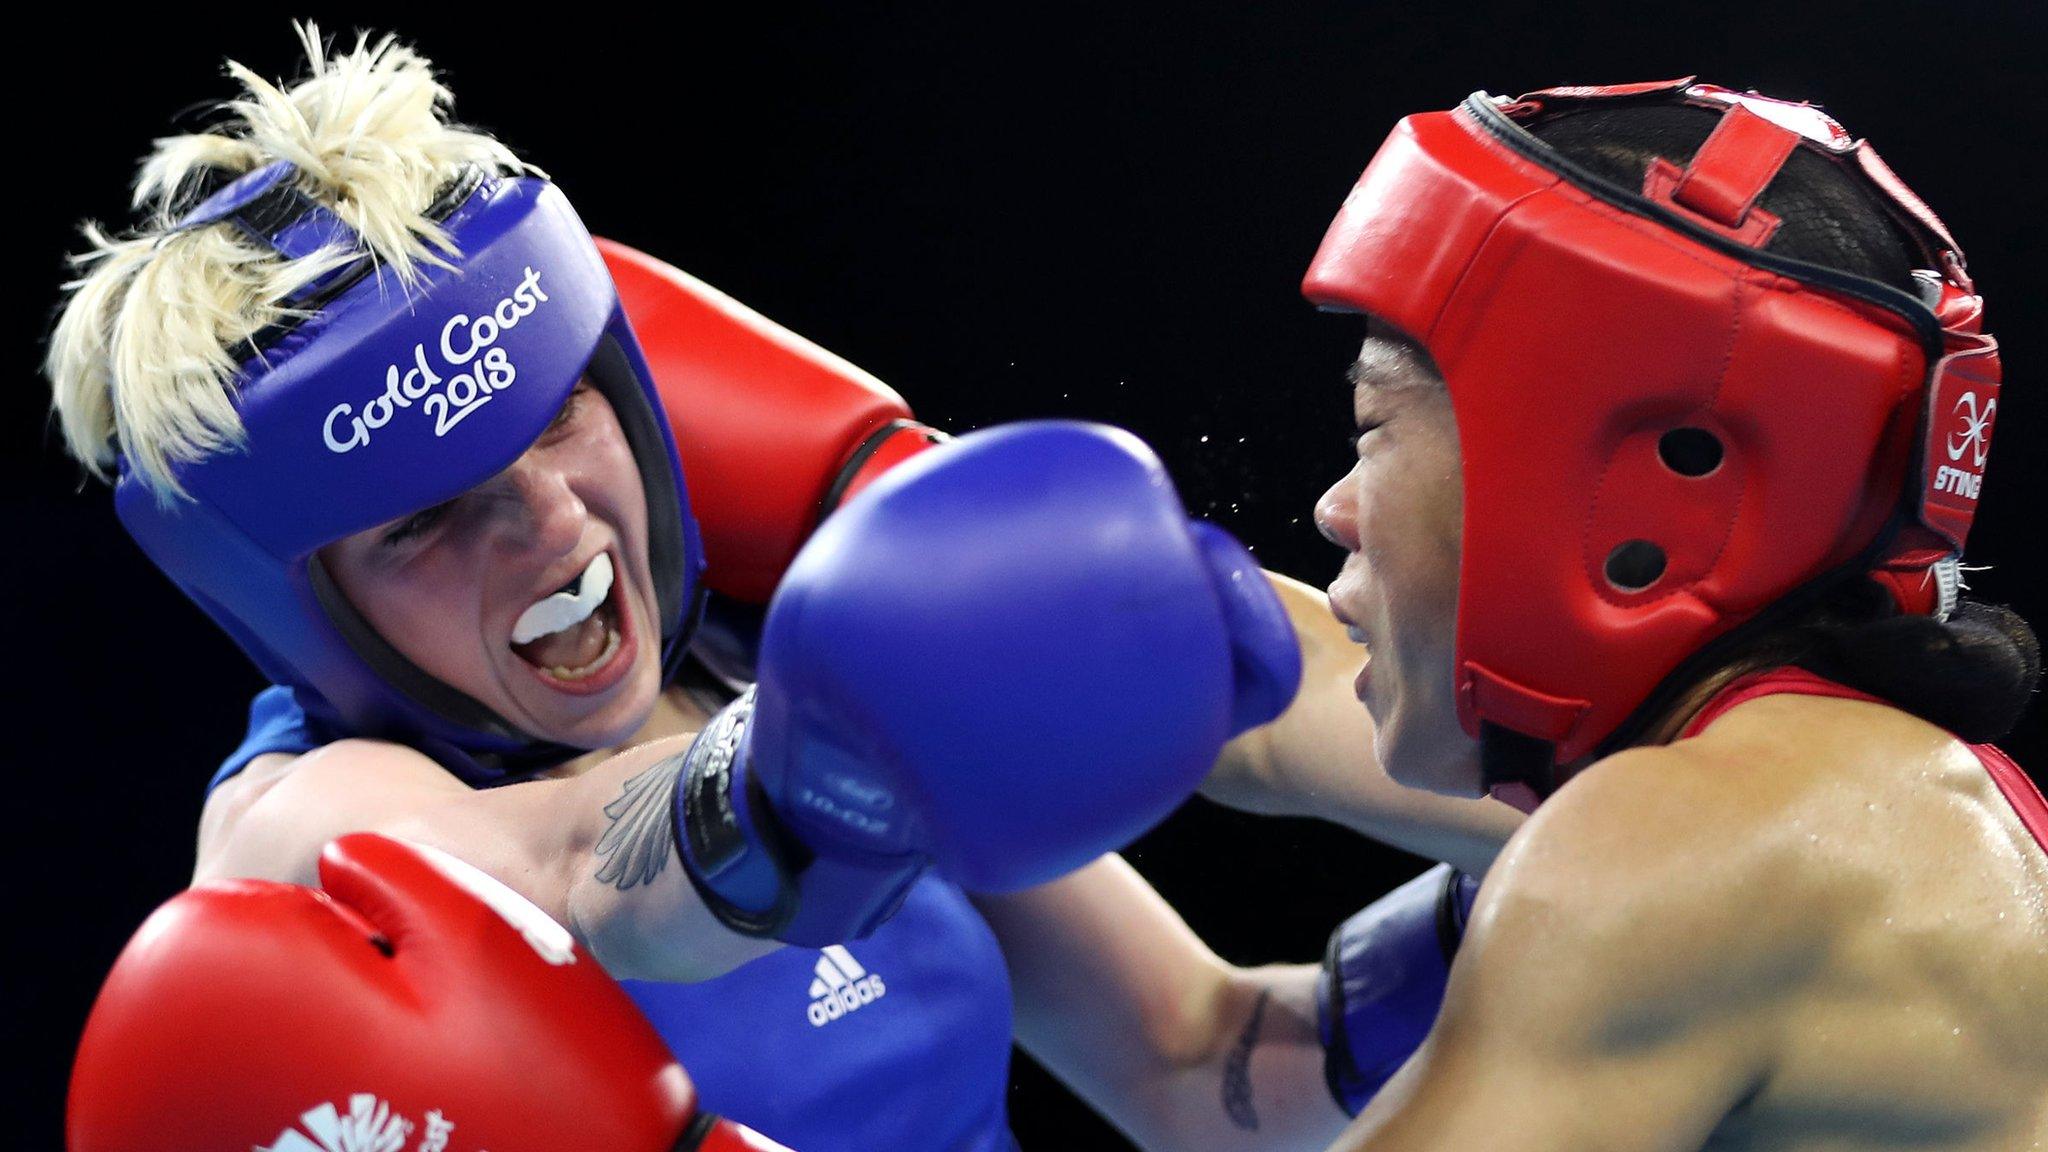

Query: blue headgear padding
<box><xmin>118</xmin><ymin>167</ymin><xmax>704</xmax><ymax>779</ymax></box>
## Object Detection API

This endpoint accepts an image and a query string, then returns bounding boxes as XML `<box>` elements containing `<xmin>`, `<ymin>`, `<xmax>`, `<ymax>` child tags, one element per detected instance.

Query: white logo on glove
<box><xmin>261</xmin><ymin>1096</ymin><xmax>456</xmax><ymax>1152</ymax></box>
<box><xmin>259</xmin><ymin>1094</ymin><xmax>442</xmax><ymax>1152</ymax></box>
<box><xmin>322</xmin><ymin>267</ymin><xmax>550</xmax><ymax>453</ymax></box>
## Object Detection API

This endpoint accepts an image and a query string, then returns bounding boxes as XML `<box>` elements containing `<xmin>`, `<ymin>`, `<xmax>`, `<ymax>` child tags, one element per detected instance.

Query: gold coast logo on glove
<box><xmin>260</xmin><ymin>1094</ymin><xmax>458</xmax><ymax>1152</ymax></box>
<box><xmin>322</xmin><ymin>267</ymin><xmax>550</xmax><ymax>453</ymax></box>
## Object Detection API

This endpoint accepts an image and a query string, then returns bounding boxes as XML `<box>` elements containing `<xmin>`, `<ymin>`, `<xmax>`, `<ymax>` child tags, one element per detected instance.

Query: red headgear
<box><xmin>1303</xmin><ymin>80</ymin><xmax>2000</xmax><ymax>804</ymax></box>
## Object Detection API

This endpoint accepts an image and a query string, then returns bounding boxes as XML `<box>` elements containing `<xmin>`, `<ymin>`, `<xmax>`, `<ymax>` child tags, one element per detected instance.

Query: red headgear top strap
<box><xmin>1303</xmin><ymin>82</ymin><xmax>1998</xmax><ymax>798</ymax></box>
<box><xmin>1641</xmin><ymin>104</ymin><xmax>1798</xmax><ymax>246</ymax></box>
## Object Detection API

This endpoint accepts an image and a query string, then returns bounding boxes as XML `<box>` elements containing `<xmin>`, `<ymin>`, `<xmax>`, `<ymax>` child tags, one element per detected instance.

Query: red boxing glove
<box><xmin>69</xmin><ymin>834</ymin><xmax>791</xmax><ymax>1152</ymax></box>
<box><xmin>599</xmin><ymin>237</ymin><xmax>946</xmax><ymax>605</ymax></box>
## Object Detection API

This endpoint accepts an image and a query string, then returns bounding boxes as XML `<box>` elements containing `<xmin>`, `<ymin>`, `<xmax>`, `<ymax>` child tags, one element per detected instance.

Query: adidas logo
<box><xmin>806</xmin><ymin>945</ymin><xmax>886</xmax><ymax>1027</ymax></box>
<box><xmin>260</xmin><ymin>1094</ymin><xmax>457</xmax><ymax>1152</ymax></box>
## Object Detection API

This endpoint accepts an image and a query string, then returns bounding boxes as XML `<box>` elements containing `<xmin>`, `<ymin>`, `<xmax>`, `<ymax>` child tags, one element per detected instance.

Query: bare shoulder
<box><xmin>1491</xmin><ymin>693</ymin><xmax>1992</xmax><ymax>962</ymax></box>
<box><xmin>1678</xmin><ymin>692</ymin><xmax>2048</xmax><ymax>1130</ymax></box>
<box><xmin>1462</xmin><ymin>739</ymin><xmax>1838</xmax><ymax>1034</ymax></box>
<box><xmin>1496</xmin><ymin>738</ymin><xmax>1787</xmax><ymax>907</ymax></box>
<box><xmin>194</xmin><ymin>738</ymin><xmax>463</xmax><ymax>885</ymax></box>
<box><xmin>1389</xmin><ymin>743</ymin><xmax>1788</xmax><ymax>1129</ymax></box>
<box><xmin>1437</xmin><ymin>697</ymin><xmax>2048</xmax><ymax>1140</ymax></box>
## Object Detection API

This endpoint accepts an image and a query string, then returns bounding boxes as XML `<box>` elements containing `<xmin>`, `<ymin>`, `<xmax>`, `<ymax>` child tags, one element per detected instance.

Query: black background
<box><xmin>12</xmin><ymin>4</ymin><xmax>2045</xmax><ymax>1147</ymax></box>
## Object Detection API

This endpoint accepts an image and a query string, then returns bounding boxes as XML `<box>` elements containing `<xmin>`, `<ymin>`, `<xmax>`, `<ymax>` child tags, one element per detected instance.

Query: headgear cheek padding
<box><xmin>1303</xmin><ymin>80</ymin><xmax>2000</xmax><ymax>793</ymax></box>
<box><xmin>116</xmin><ymin>166</ymin><xmax>704</xmax><ymax>780</ymax></box>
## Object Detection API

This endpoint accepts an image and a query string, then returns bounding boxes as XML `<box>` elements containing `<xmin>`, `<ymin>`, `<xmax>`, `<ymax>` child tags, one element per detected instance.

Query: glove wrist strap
<box><xmin>672</xmin><ymin>689</ymin><xmax>801</xmax><ymax>938</ymax></box>
<box><xmin>670</xmin><ymin>689</ymin><xmax>926</xmax><ymax>946</ymax></box>
<box><xmin>1317</xmin><ymin>864</ymin><xmax>1478</xmax><ymax>1116</ymax></box>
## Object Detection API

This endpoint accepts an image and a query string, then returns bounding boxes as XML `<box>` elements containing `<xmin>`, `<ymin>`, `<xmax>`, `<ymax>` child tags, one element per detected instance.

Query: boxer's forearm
<box><xmin>1066</xmin><ymin>963</ymin><xmax>1343</xmax><ymax>1152</ymax></box>
<box><xmin>1134</xmin><ymin>963</ymin><xmax>1346</xmax><ymax>1152</ymax></box>
<box><xmin>981</xmin><ymin>857</ymin><xmax>1347</xmax><ymax>1152</ymax></box>
<box><xmin>1203</xmin><ymin>571</ymin><xmax>1522</xmax><ymax>877</ymax></box>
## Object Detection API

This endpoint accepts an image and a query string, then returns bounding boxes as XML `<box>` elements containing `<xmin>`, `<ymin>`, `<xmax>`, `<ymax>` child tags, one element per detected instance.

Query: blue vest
<box><xmin>217</xmin><ymin>685</ymin><xmax>1020</xmax><ymax>1151</ymax></box>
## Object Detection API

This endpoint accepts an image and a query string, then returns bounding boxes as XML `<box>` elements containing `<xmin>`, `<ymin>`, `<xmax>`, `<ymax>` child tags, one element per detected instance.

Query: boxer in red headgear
<box><xmin>1306</xmin><ymin>80</ymin><xmax>2048</xmax><ymax>1148</ymax></box>
<box><xmin>69</xmin><ymin>833</ymin><xmax>788</xmax><ymax>1152</ymax></box>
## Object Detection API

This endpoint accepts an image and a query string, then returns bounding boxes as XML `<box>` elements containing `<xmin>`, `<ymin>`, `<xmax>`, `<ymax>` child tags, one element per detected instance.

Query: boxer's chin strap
<box><xmin>1480</xmin><ymin>723</ymin><xmax>1555</xmax><ymax>813</ymax></box>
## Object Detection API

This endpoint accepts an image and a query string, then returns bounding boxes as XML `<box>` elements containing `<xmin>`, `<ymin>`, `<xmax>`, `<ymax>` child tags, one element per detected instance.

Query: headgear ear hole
<box><xmin>1657</xmin><ymin>427</ymin><xmax>1724</xmax><ymax>477</ymax></box>
<box><xmin>1605</xmin><ymin>540</ymin><xmax>1668</xmax><ymax>591</ymax></box>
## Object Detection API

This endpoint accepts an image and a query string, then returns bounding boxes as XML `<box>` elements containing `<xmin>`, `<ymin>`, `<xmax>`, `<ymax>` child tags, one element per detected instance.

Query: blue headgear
<box><xmin>116</xmin><ymin>161</ymin><xmax>705</xmax><ymax>780</ymax></box>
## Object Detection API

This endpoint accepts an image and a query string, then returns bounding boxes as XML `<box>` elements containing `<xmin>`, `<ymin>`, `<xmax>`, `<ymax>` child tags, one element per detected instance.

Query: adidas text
<box><xmin>806</xmin><ymin>945</ymin><xmax>887</xmax><ymax>1027</ymax></box>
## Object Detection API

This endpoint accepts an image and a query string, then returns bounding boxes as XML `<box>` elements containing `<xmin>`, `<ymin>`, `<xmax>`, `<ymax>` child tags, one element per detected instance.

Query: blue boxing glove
<box><xmin>671</xmin><ymin>421</ymin><xmax>1301</xmax><ymax>945</ymax></box>
<box><xmin>1317</xmin><ymin>864</ymin><xmax>1481</xmax><ymax>1115</ymax></box>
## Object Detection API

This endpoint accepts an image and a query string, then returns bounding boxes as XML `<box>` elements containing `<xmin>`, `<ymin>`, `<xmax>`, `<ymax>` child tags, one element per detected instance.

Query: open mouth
<box><xmin>510</xmin><ymin>552</ymin><xmax>633</xmax><ymax>694</ymax></box>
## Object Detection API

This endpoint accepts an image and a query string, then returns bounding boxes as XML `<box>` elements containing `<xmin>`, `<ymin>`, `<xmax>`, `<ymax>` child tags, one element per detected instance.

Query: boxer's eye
<box><xmin>541</xmin><ymin>386</ymin><xmax>590</xmax><ymax>442</ymax></box>
<box><xmin>1348</xmin><ymin>419</ymin><xmax>1385</xmax><ymax>453</ymax></box>
<box><xmin>383</xmin><ymin>502</ymin><xmax>452</xmax><ymax>547</ymax></box>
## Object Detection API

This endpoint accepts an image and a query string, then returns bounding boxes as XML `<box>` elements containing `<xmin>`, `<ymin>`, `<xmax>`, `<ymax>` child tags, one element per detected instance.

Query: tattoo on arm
<box><xmin>1222</xmin><ymin>987</ymin><xmax>1271</xmax><ymax>1131</ymax></box>
<box><xmin>594</xmin><ymin>756</ymin><xmax>683</xmax><ymax>891</ymax></box>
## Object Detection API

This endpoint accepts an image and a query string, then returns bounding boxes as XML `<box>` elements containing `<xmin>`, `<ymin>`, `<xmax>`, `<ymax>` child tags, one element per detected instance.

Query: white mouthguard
<box><xmin>512</xmin><ymin>553</ymin><xmax>614</xmax><ymax>645</ymax></box>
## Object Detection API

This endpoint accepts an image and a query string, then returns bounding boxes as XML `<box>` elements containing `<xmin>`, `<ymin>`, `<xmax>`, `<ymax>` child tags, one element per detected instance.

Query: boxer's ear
<box><xmin>318</xmin><ymin>833</ymin><xmax>579</xmax><ymax>968</ymax></box>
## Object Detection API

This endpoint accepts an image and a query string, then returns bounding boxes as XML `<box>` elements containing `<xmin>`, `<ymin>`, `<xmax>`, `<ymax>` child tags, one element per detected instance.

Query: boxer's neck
<box><xmin>1625</xmin><ymin>657</ymin><xmax>1789</xmax><ymax>752</ymax></box>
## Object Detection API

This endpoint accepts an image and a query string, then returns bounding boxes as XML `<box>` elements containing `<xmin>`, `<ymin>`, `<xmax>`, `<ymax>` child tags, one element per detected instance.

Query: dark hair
<box><xmin>1528</xmin><ymin>102</ymin><xmax>2041</xmax><ymax>743</ymax></box>
<box><xmin>1729</xmin><ymin>588</ymin><xmax>2040</xmax><ymax>745</ymax></box>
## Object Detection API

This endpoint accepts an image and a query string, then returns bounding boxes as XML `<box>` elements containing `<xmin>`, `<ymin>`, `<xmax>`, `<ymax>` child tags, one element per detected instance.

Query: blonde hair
<box><xmin>46</xmin><ymin>23</ymin><xmax>534</xmax><ymax>500</ymax></box>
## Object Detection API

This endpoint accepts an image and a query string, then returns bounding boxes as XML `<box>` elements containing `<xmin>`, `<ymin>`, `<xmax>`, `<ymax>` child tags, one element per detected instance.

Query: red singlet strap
<box><xmin>1980</xmin><ymin>744</ymin><xmax>2048</xmax><ymax>853</ymax></box>
<box><xmin>1677</xmin><ymin>667</ymin><xmax>1878</xmax><ymax>739</ymax></box>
